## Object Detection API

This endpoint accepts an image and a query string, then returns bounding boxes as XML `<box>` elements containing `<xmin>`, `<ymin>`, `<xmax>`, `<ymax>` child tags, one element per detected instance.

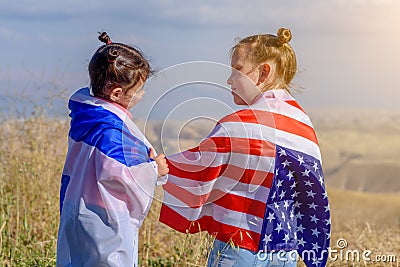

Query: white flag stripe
<box><xmin>252</xmin><ymin>104</ymin><xmax>313</xmax><ymax>128</ymax></box>
<box><xmin>70</xmin><ymin>89</ymin><xmax>153</xmax><ymax>148</ymax></box>
<box><xmin>70</xmin><ymin>89</ymin><xmax>127</xmax><ymax>121</ymax></box>
<box><xmin>209</xmin><ymin>121</ymin><xmax>321</xmax><ymax>160</ymax></box>
<box><xmin>275</xmin><ymin>130</ymin><xmax>322</xmax><ymax>161</ymax></box>
<box><xmin>63</xmin><ymin>141</ymin><xmax>158</xmax><ymax>218</ymax></box>
<box><xmin>212</xmin><ymin>121</ymin><xmax>275</xmax><ymax>143</ymax></box>
<box><xmin>252</xmin><ymin>91</ymin><xmax>314</xmax><ymax>128</ymax></box>
<box><xmin>170</xmin><ymin>151</ymin><xmax>275</xmax><ymax>171</ymax></box>
<box><xmin>164</xmin><ymin>191</ymin><xmax>264</xmax><ymax>233</ymax></box>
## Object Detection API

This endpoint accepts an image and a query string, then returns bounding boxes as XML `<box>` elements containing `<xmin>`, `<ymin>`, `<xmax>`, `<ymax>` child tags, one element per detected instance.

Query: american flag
<box><xmin>260</xmin><ymin>144</ymin><xmax>330</xmax><ymax>266</ymax></box>
<box><xmin>159</xmin><ymin>90</ymin><xmax>330</xmax><ymax>267</ymax></box>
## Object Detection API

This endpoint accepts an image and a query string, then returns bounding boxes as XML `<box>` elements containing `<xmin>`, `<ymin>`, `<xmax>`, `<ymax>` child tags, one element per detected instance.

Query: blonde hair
<box><xmin>231</xmin><ymin>28</ymin><xmax>297</xmax><ymax>91</ymax></box>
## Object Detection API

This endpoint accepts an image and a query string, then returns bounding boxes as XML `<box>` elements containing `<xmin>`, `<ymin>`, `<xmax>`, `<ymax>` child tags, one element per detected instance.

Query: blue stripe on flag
<box><xmin>68</xmin><ymin>100</ymin><xmax>151</xmax><ymax>167</ymax></box>
<box><xmin>60</xmin><ymin>174</ymin><xmax>70</xmax><ymax>215</ymax></box>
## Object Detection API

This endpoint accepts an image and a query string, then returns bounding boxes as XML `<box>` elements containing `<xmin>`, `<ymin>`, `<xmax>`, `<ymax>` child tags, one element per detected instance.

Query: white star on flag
<box><xmin>267</xmin><ymin>212</ymin><xmax>275</xmax><ymax>223</ymax></box>
<box><xmin>304</xmin><ymin>180</ymin><xmax>314</xmax><ymax>187</ymax></box>
<box><xmin>275</xmin><ymin>223</ymin><xmax>283</xmax><ymax>233</ymax></box>
<box><xmin>310</xmin><ymin>215</ymin><xmax>320</xmax><ymax>224</ymax></box>
<box><xmin>297</xmin><ymin>155</ymin><xmax>305</xmax><ymax>165</ymax></box>
<box><xmin>296</xmin><ymin>212</ymin><xmax>304</xmax><ymax>220</ymax></box>
<box><xmin>283</xmin><ymin>234</ymin><xmax>290</xmax><ymax>243</ymax></box>
<box><xmin>290</xmin><ymin>211</ymin><xmax>295</xmax><ymax>219</ymax></box>
<box><xmin>263</xmin><ymin>234</ymin><xmax>272</xmax><ymax>243</ymax></box>
<box><xmin>308</xmin><ymin>202</ymin><xmax>318</xmax><ymax>210</ymax></box>
<box><xmin>318</xmin><ymin>175</ymin><xmax>324</xmax><ymax>185</ymax></box>
<box><xmin>311</xmin><ymin>228</ymin><xmax>320</xmax><ymax>237</ymax></box>
<box><xmin>283</xmin><ymin>200</ymin><xmax>289</xmax><ymax>209</ymax></box>
<box><xmin>324</xmin><ymin>203</ymin><xmax>330</xmax><ymax>212</ymax></box>
<box><xmin>287</xmin><ymin>170</ymin><xmax>295</xmax><ymax>180</ymax></box>
<box><xmin>301</xmin><ymin>169</ymin><xmax>311</xmax><ymax>177</ymax></box>
<box><xmin>306</xmin><ymin>190</ymin><xmax>317</xmax><ymax>198</ymax></box>
<box><xmin>313</xmin><ymin>161</ymin><xmax>319</xmax><ymax>171</ymax></box>
<box><xmin>291</xmin><ymin>191</ymin><xmax>300</xmax><ymax>198</ymax></box>
<box><xmin>290</xmin><ymin>181</ymin><xmax>297</xmax><ymax>189</ymax></box>
<box><xmin>282</xmin><ymin>159</ymin><xmax>291</xmax><ymax>167</ymax></box>
<box><xmin>278</xmin><ymin>149</ymin><xmax>287</xmax><ymax>157</ymax></box>
<box><xmin>312</xmin><ymin>242</ymin><xmax>321</xmax><ymax>251</ymax></box>
<box><xmin>298</xmin><ymin>237</ymin><xmax>306</xmax><ymax>246</ymax></box>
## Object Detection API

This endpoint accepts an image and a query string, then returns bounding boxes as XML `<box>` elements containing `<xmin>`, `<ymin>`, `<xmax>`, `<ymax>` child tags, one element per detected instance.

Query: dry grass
<box><xmin>0</xmin><ymin>115</ymin><xmax>399</xmax><ymax>266</ymax></box>
<box><xmin>0</xmin><ymin>117</ymin><xmax>67</xmax><ymax>266</ymax></box>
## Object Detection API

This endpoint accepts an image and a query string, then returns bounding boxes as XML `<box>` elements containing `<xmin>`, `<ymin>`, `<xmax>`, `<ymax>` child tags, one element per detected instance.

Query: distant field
<box><xmin>311</xmin><ymin>109</ymin><xmax>400</xmax><ymax>194</ymax></box>
<box><xmin>0</xmin><ymin>110</ymin><xmax>399</xmax><ymax>266</ymax></box>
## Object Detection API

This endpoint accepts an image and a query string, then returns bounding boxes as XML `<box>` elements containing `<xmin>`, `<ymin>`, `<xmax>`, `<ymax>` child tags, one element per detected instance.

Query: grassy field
<box><xmin>0</xmin><ymin>116</ymin><xmax>399</xmax><ymax>266</ymax></box>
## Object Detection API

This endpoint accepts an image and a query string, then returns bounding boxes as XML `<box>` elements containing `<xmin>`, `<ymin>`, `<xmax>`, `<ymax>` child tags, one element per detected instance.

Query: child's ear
<box><xmin>109</xmin><ymin>87</ymin><xmax>124</xmax><ymax>102</ymax></box>
<box><xmin>257</xmin><ymin>63</ymin><xmax>271</xmax><ymax>85</ymax></box>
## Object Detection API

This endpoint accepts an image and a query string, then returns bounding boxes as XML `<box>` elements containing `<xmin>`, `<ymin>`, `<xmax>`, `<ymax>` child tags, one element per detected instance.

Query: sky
<box><xmin>1</xmin><ymin>0</ymin><xmax>400</xmax><ymax>118</ymax></box>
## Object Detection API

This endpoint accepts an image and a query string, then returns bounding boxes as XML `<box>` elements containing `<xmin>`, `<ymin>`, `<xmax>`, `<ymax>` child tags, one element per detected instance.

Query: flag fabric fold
<box><xmin>159</xmin><ymin>89</ymin><xmax>330</xmax><ymax>267</ymax></box>
<box><xmin>57</xmin><ymin>87</ymin><xmax>158</xmax><ymax>267</ymax></box>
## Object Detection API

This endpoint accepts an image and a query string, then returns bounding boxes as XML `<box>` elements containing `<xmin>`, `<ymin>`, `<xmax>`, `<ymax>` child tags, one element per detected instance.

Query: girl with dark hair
<box><xmin>56</xmin><ymin>32</ymin><xmax>168</xmax><ymax>267</ymax></box>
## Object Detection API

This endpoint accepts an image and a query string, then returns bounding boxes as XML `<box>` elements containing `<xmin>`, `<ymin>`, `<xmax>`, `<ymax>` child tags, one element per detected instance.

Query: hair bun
<box><xmin>98</xmin><ymin>32</ymin><xmax>112</xmax><ymax>45</ymax></box>
<box><xmin>107</xmin><ymin>48</ymin><xmax>119</xmax><ymax>63</ymax></box>
<box><xmin>277</xmin><ymin>28</ymin><xmax>292</xmax><ymax>45</ymax></box>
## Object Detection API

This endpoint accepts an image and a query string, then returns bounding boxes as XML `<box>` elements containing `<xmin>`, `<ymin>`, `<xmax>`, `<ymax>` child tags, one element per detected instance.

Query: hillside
<box><xmin>0</xmin><ymin>109</ymin><xmax>399</xmax><ymax>266</ymax></box>
<box><xmin>311</xmin><ymin>109</ymin><xmax>400</xmax><ymax>193</ymax></box>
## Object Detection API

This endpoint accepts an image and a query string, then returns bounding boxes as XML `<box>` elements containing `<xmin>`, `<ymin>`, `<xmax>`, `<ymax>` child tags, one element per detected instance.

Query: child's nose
<box><xmin>227</xmin><ymin>73</ymin><xmax>233</xmax><ymax>85</ymax></box>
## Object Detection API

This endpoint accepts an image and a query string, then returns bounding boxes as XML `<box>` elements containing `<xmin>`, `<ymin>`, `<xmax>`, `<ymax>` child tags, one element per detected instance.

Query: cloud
<box><xmin>2</xmin><ymin>0</ymin><xmax>399</xmax><ymax>33</ymax></box>
<box><xmin>1</xmin><ymin>0</ymin><xmax>400</xmax><ymax>110</ymax></box>
<box><xmin>0</xmin><ymin>2</ymin><xmax>78</xmax><ymax>21</ymax></box>
<box><xmin>0</xmin><ymin>26</ymin><xmax>24</xmax><ymax>41</ymax></box>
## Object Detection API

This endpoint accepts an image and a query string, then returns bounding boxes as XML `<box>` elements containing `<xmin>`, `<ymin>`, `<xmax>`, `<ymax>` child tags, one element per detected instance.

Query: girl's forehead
<box><xmin>232</xmin><ymin>46</ymin><xmax>252</xmax><ymax>64</ymax></box>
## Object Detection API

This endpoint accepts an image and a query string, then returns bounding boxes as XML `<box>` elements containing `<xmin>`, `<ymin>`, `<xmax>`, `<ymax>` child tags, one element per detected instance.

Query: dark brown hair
<box><xmin>89</xmin><ymin>32</ymin><xmax>152</xmax><ymax>98</ymax></box>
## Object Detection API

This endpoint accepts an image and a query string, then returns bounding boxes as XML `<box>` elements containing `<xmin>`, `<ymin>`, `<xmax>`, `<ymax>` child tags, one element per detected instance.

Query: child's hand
<box><xmin>149</xmin><ymin>148</ymin><xmax>169</xmax><ymax>177</ymax></box>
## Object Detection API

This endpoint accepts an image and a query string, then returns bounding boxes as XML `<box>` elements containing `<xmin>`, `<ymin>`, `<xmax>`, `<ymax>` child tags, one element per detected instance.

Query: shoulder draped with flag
<box><xmin>56</xmin><ymin>87</ymin><xmax>158</xmax><ymax>267</ymax></box>
<box><xmin>159</xmin><ymin>89</ymin><xmax>331</xmax><ymax>267</ymax></box>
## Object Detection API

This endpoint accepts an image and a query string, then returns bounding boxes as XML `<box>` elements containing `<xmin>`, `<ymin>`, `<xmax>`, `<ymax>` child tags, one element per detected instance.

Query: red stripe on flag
<box><xmin>273</xmin><ymin>113</ymin><xmax>318</xmax><ymax>144</ymax></box>
<box><xmin>159</xmin><ymin>204</ymin><xmax>198</xmax><ymax>233</ymax></box>
<box><xmin>163</xmin><ymin>181</ymin><xmax>267</xmax><ymax>217</ymax></box>
<box><xmin>159</xmin><ymin>204</ymin><xmax>260</xmax><ymax>252</ymax></box>
<box><xmin>166</xmin><ymin>158</ymin><xmax>226</xmax><ymax>182</ymax></box>
<box><xmin>222</xmin><ymin>165</ymin><xmax>274</xmax><ymax>187</ymax></box>
<box><xmin>218</xmin><ymin>109</ymin><xmax>317</xmax><ymax>144</ymax></box>
<box><xmin>167</xmin><ymin>158</ymin><xmax>274</xmax><ymax>187</ymax></box>
<box><xmin>190</xmin><ymin>136</ymin><xmax>276</xmax><ymax>156</ymax></box>
<box><xmin>219</xmin><ymin>109</ymin><xmax>275</xmax><ymax>127</ymax></box>
<box><xmin>163</xmin><ymin>182</ymin><xmax>210</xmax><ymax>208</ymax></box>
<box><xmin>199</xmin><ymin>214</ymin><xmax>260</xmax><ymax>252</ymax></box>
<box><xmin>212</xmin><ymin>191</ymin><xmax>267</xmax><ymax>218</ymax></box>
<box><xmin>285</xmin><ymin>100</ymin><xmax>305</xmax><ymax>113</ymax></box>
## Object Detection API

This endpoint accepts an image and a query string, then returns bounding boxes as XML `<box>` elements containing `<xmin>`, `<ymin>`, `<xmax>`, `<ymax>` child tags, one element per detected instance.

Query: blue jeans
<box><xmin>207</xmin><ymin>239</ymin><xmax>297</xmax><ymax>267</ymax></box>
